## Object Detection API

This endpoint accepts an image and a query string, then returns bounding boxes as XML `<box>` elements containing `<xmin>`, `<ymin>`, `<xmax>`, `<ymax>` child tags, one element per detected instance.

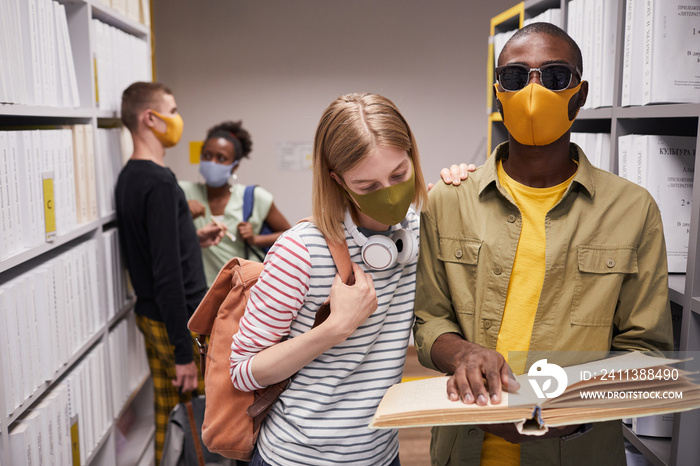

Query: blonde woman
<box><xmin>229</xmin><ymin>93</ymin><xmax>428</xmax><ymax>466</ymax></box>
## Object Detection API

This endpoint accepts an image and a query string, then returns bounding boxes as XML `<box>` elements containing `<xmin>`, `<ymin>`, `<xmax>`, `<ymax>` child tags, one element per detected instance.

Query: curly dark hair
<box><xmin>205</xmin><ymin>120</ymin><xmax>253</xmax><ymax>160</ymax></box>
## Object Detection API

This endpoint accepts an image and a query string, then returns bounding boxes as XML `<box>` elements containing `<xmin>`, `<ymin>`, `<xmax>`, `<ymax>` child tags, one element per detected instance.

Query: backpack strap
<box><xmin>243</xmin><ymin>185</ymin><xmax>256</xmax><ymax>221</ymax></box>
<box><xmin>244</xmin><ymin>243</ymin><xmax>265</xmax><ymax>262</ymax></box>
<box><xmin>313</xmin><ymin>240</ymin><xmax>353</xmax><ymax>328</ymax></box>
<box><xmin>295</xmin><ymin>216</ymin><xmax>355</xmax><ymax>327</ymax></box>
<box><xmin>243</xmin><ymin>185</ymin><xmax>268</xmax><ymax>261</ymax></box>
<box><xmin>296</xmin><ymin>216</ymin><xmax>354</xmax><ymax>286</ymax></box>
<box><xmin>184</xmin><ymin>400</ymin><xmax>206</xmax><ymax>466</ymax></box>
<box><xmin>327</xmin><ymin>240</ymin><xmax>354</xmax><ymax>286</ymax></box>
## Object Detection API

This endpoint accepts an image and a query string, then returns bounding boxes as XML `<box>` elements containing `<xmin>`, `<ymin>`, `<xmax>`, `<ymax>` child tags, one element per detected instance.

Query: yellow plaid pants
<box><xmin>136</xmin><ymin>314</ymin><xmax>205</xmax><ymax>465</ymax></box>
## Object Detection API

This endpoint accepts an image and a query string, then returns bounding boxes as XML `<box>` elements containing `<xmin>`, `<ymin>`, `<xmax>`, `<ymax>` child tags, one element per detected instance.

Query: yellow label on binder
<box><xmin>94</xmin><ymin>57</ymin><xmax>99</xmax><ymax>103</ymax></box>
<box><xmin>42</xmin><ymin>173</ymin><xmax>56</xmax><ymax>242</ymax></box>
<box><xmin>70</xmin><ymin>417</ymin><xmax>80</xmax><ymax>466</ymax></box>
<box><xmin>190</xmin><ymin>141</ymin><xmax>204</xmax><ymax>164</ymax></box>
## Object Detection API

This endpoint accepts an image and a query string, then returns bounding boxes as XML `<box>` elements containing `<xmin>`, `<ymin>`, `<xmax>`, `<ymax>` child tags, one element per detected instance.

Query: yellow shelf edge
<box><xmin>487</xmin><ymin>2</ymin><xmax>523</xmax><ymax>156</ymax></box>
<box><xmin>487</xmin><ymin>42</ymin><xmax>495</xmax><ymax>110</ymax></box>
<box><xmin>490</xmin><ymin>2</ymin><xmax>525</xmax><ymax>35</ymax></box>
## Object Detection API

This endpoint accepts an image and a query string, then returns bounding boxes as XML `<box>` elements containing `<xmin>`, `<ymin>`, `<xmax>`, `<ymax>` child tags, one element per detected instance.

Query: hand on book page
<box><xmin>447</xmin><ymin>351</ymin><xmax>521</xmax><ymax>406</ymax></box>
<box><xmin>370</xmin><ymin>352</ymin><xmax>700</xmax><ymax>434</ymax></box>
<box><xmin>432</xmin><ymin>335</ymin><xmax>520</xmax><ymax>406</ymax></box>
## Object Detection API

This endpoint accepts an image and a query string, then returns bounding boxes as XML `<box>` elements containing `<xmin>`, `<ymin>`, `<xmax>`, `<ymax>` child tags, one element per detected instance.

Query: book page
<box><xmin>371</xmin><ymin>352</ymin><xmax>700</xmax><ymax>431</ymax></box>
<box><xmin>371</xmin><ymin>376</ymin><xmax>536</xmax><ymax>429</ymax></box>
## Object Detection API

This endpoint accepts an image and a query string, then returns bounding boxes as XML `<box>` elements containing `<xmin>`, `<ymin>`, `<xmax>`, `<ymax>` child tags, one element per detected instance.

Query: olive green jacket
<box><xmin>414</xmin><ymin>143</ymin><xmax>673</xmax><ymax>465</ymax></box>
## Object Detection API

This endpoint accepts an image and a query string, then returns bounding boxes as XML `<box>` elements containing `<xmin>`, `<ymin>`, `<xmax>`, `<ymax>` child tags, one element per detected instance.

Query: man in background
<box><xmin>116</xmin><ymin>81</ymin><xmax>223</xmax><ymax>463</ymax></box>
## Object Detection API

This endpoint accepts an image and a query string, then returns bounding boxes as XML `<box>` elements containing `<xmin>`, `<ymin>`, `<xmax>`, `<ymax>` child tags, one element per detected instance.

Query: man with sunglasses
<box><xmin>414</xmin><ymin>23</ymin><xmax>672</xmax><ymax>465</ymax></box>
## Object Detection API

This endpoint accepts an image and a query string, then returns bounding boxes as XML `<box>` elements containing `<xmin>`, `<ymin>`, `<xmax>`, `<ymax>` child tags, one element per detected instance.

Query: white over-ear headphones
<box><xmin>344</xmin><ymin>210</ymin><xmax>419</xmax><ymax>270</ymax></box>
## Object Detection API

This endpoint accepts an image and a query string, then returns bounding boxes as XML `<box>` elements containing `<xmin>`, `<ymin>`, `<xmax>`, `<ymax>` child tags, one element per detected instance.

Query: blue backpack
<box><xmin>242</xmin><ymin>185</ymin><xmax>273</xmax><ymax>261</ymax></box>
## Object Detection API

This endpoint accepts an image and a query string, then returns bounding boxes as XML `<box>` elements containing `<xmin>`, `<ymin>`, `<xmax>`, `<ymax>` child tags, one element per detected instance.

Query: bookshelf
<box><xmin>0</xmin><ymin>1</ymin><xmax>152</xmax><ymax>465</ymax></box>
<box><xmin>488</xmin><ymin>1</ymin><xmax>700</xmax><ymax>465</ymax></box>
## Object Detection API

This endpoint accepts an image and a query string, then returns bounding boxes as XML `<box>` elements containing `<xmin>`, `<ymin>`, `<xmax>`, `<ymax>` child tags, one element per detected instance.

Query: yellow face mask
<box><xmin>495</xmin><ymin>82</ymin><xmax>583</xmax><ymax>146</ymax></box>
<box><xmin>149</xmin><ymin>110</ymin><xmax>184</xmax><ymax>147</ymax></box>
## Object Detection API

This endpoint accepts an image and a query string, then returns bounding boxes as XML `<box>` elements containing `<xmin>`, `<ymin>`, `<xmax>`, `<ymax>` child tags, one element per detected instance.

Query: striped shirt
<box><xmin>229</xmin><ymin>211</ymin><xmax>419</xmax><ymax>465</ymax></box>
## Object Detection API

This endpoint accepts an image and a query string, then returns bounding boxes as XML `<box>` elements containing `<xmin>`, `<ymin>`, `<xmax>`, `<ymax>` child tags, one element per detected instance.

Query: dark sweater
<box><xmin>115</xmin><ymin>160</ymin><xmax>207</xmax><ymax>364</ymax></box>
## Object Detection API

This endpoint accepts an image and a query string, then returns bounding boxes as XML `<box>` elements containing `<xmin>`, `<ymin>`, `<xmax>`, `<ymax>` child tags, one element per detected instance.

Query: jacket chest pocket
<box><xmin>438</xmin><ymin>237</ymin><xmax>481</xmax><ymax>315</ymax></box>
<box><xmin>571</xmin><ymin>245</ymin><xmax>638</xmax><ymax>326</ymax></box>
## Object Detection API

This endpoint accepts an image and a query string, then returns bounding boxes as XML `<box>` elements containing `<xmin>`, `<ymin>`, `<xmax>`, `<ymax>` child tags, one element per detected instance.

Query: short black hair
<box><xmin>499</xmin><ymin>22</ymin><xmax>583</xmax><ymax>76</ymax></box>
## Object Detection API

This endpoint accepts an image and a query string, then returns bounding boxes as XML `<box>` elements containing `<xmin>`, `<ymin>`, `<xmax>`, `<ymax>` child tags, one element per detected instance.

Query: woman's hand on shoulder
<box><xmin>427</xmin><ymin>163</ymin><xmax>476</xmax><ymax>191</ymax></box>
<box><xmin>325</xmin><ymin>262</ymin><xmax>377</xmax><ymax>341</ymax></box>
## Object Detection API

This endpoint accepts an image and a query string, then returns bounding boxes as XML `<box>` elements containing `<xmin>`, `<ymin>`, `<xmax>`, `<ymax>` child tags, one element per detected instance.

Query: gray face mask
<box><xmin>199</xmin><ymin>160</ymin><xmax>239</xmax><ymax>187</ymax></box>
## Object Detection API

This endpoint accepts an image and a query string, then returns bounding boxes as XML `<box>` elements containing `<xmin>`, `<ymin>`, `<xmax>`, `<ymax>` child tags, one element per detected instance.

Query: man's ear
<box><xmin>493</xmin><ymin>84</ymin><xmax>504</xmax><ymax>117</ymax></box>
<box><xmin>142</xmin><ymin>110</ymin><xmax>156</xmax><ymax>129</ymax></box>
<box><xmin>568</xmin><ymin>81</ymin><xmax>588</xmax><ymax>120</ymax></box>
<box><xmin>495</xmin><ymin>96</ymin><xmax>504</xmax><ymax>116</ymax></box>
<box><xmin>577</xmin><ymin>81</ymin><xmax>589</xmax><ymax>108</ymax></box>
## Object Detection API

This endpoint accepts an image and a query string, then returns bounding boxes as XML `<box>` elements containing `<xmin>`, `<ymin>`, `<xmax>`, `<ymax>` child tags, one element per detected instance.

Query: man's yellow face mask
<box><xmin>495</xmin><ymin>82</ymin><xmax>583</xmax><ymax>146</ymax></box>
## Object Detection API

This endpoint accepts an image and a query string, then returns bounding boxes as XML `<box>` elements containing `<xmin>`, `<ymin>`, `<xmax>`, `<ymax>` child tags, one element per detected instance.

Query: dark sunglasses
<box><xmin>495</xmin><ymin>63</ymin><xmax>582</xmax><ymax>92</ymax></box>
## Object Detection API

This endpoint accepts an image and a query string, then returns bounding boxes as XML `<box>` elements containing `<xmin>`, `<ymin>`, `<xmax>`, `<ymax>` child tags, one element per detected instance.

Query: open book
<box><xmin>370</xmin><ymin>352</ymin><xmax>700</xmax><ymax>435</ymax></box>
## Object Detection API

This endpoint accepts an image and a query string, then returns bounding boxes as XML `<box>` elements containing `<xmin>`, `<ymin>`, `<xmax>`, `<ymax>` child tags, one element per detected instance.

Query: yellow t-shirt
<box><xmin>480</xmin><ymin>161</ymin><xmax>574</xmax><ymax>466</ymax></box>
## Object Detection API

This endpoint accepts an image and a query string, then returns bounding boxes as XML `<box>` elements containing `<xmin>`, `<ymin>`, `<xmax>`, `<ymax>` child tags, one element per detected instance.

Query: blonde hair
<box><xmin>312</xmin><ymin>93</ymin><xmax>428</xmax><ymax>243</ymax></box>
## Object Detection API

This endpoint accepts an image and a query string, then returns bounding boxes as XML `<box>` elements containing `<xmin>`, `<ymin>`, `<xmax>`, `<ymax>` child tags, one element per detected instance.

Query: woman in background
<box><xmin>180</xmin><ymin>120</ymin><xmax>291</xmax><ymax>285</ymax></box>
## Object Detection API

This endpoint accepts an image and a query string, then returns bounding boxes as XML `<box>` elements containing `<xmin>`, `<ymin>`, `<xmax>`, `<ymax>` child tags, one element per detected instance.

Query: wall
<box><xmin>152</xmin><ymin>0</ymin><xmax>515</xmax><ymax>221</ymax></box>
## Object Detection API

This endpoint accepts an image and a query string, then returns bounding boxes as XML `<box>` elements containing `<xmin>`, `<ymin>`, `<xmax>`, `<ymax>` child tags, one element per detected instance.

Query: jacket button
<box><xmin>467</xmin><ymin>428</ymin><xmax>478</xmax><ymax>437</ymax></box>
<box><xmin>483</xmin><ymin>320</ymin><xmax>492</xmax><ymax>329</ymax></box>
<box><xmin>507</xmin><ymin>214</ymin><xmax>516</xmax><ymax>223</ymax></box>
<box><xmin>455</xmin><ymin>249</ymin><xmax>463</xmax><ymax>258</ymax></box>
<box><xmin>606</xmin><ymin>259</ymin><xmax>615</xmax><ymax>268</ymax></box>
<box><xmin>493</xmin><ymin>265</ymin><xmax>502</xmax><ymax>275</ymax></box>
